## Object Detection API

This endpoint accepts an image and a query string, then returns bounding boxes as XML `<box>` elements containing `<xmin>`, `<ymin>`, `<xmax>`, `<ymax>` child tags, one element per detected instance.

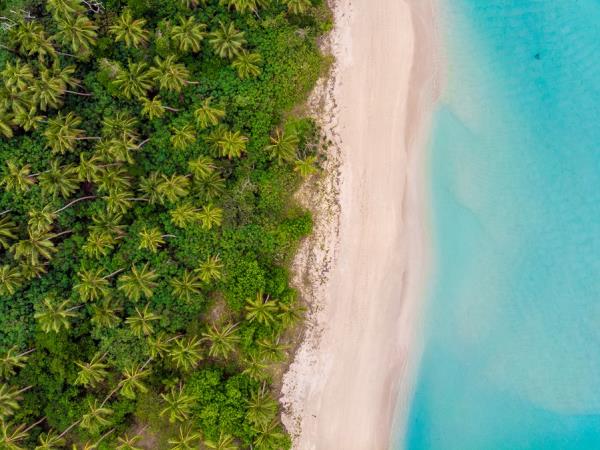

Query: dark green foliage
<box><xmin>0</xmin><ymin>0</ymin><xmax>326</xmax><ymax>447</ymax></box>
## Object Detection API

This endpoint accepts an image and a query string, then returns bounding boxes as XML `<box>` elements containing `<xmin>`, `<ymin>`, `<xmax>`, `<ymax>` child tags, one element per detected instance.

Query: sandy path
<box><xmin>281</xmin><ymin>1</ymin><xmax>438</xmax><ymax>449</ymax></box>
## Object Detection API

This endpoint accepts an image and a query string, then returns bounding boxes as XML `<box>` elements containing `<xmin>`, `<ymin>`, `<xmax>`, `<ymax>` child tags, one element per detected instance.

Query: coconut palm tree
<box><xmin>38</xmin><ymin>161</ymin><xmax>79</xmax><ymax>198</ymax></box>
<box><xmin>180</xmin><ymin>0</ymin><xmax>207</xmax><ymax>7</ymax></box>
<box><xmin>138</xmin><ymin>227</ymin><xmax>166</xmax><ymax>253</ymax></box>
<box><xmin>160</xmin><ymin>387</ymin><xmax>196</xmax><ymax>423</ymax></box>
<box><xmin>55</xmin><ymin>14</ymin><xmax>98</xmax><ymax>55</ymax></box>
<box><xmin>157</xmin><ymin>174</ymin><xmax>190</xmax><ymax>204</ymax></box>
<box><xmin>245</xmin><ymin>292</ymin><xmax>278</xmax><ymax>325</ymax></box>
<box><xmin>170</xmin><ymin>270</ymin><xmax>202</xmax><ymax>302</ymax></box>
<box><xmin>252</xmin><ymin>418</ymin><xmax>285</xmax><ymax>449</ymax></box>
<box><xmin>0</xmin><ymin>419</ymin><xmax>33</xmax><ymax>450</ymax></box>
<box><xmin>204</xmin><ymin>432</ymin><xmax>238</xmax><ymax>450</ymax></box>
<box><xmin>194</xmin><ymin>98</ymin><xmax>225</xmax><ymax>129</ymax></box>
<box><xmin>140</xmin><ymin>96</ymin><xmax>178</xmax><ymax>120</ymax></box>
<box><xmin>221</xmin><ymin>0</ymin><xmax>261</xmax><ymax>14</ymax></box>
<box><xmin>12</xmin><ymin>105</ymin><xmax>45</xmax><ymax>131</ymax></box>
<box><xmin>0</xmin><ymin>109</ymin><xmax>15</xmax><ymax>138</ymax></box>
<box><xmin>11</xmin><ymin>229</ymin><xmax>59</xmax><ymax>265</ymax></box>
<box><xmin>116</xmin><ymin>433</ymin><xmax>143</xmax><ymax>450</ymax></box>
<box><xmin>278</xmin><ymin>300</ymin><xmax>306</xmax><ymax>328</ymax></box>
<box><xmin>246</xmin><ymin>387</ymin><xmax>278</xmax><ymax>427</ymax></box>
<box><xmin>119</xmin><ymin>364</ymin><xmax>150</xmax><ymax>399</ymax></box>
<box><xmin>147</xmin><ymin>332</ymin><xmax>173</xmax><ymax>359</ymax></box>
<box><xmin>217</xmin><ymin>130</ymin><xmax>248</xmax><ymax>159</ymax></box>
<box><xmin>102</xmin><ymin>112</ymin><xmax>139</xmax><ymax>140</ymax></box>
<box><xmin>100</xmin><ymin>137</ymin><xmax>139</xmax><ymax>164</ymax></box>
<box><xmin>34</xmin><ymin>298</ymin><xmax>79</xmax><ymax>333</ymax></box>
<box><xmin>265</xmin><ymin>128</ymin><xmax>299</xmax><ymax>164</ymax></box>
<box><xmin>75</xmin><ymin>352</ymin><xmax>108</xmax><ymax>388</ymax></box>
<box><xmin>201</xmin><ymin>322</ymin><xmax>239</xmax><ymax>359</ymax></box>
<box><xmin>196</xmin><ymin>255</ymin><xmax>223</xmax><ymax>283</ymax></box>
<box><xmin>196</xmin><ymin>171</ymin><xmax>225</xmax><ymax>201</ymax></box>
<box><xmin>0</xmin><ymin>347</ymin><xmax>33</xmax><ymax>379</ymax></box>
<box><xmin>11</xmin><ymin>19</ymin><xmax>57</xmax><ymax>62</ymax></box>
<box><xmin>0</xmin><ymin>266</ymin><xmax>21</xmax><ymax>296</ymax></box>
<box><xmin>168</xmin><ymin>424</ymin><xmax>201</xmax><ymax>450</ymax></box>
<box><xmin>18</xmin><ymin>260</ymin><xmax>47</xmax><ymax>281</ymax></box>
<box><xmin>118</xmin><ymin>264</ymin><xmax>158</xmax><ymax>301</ymax></box>
<box><xmin>90</xmin><ymin>210</ymin><xmax>125</xmax><ymax>238</ymax></box>
<box><xmin>90</xmin><ymin>298</ymin><xmax>122</xmax><ymax>329</ymax></box>
<box><xmin>209</xmin><ymin>22</ymin><xmax>246</xmax><ymax>59</ymax></box>
<box><xmin>35</xmin><ymin>429</ymin><xmax>66</xmax><ymax>450</ymax></box>
<box><xmin>170</xmin><ymin>123</ymin><xmax>196</xmax><ymax>150</ymax></box>
<box><xmin>257</xmin><ymin>336</ymin><xmax>288</xmax><ymax>362</ymax></box>
<box><xmin>109</xmin><ymin>10</ymin><xmax>149</xmax><ymax>48</ymax></box>
<box><xmin>77</xmin><ymin>153</ymin><xmax>102</xmax><ymax>182</ymax></box>
<box><xmin>168</xmin><ymin>336</ymin><xmax>202</xmax><ymax>371</ymax></box>
<box><xmin>74</xmin><ymin>268</ymin><xmax>110</xmax><ymax>302</ymax></box>
<box><xmin>198</xmin><ymin>204</ymin><xmax>223</xmax><ymax>230</ymax></box>
<box><xmin>44</xmin><ymin>112</ymin><xmax>86</xmax><ymax>155</ymax></box>
<box><xmin>241</xmin><ymin>351</ymin><xmax>269</xmax><ymax>381</ymax></box>
<box><xmin>149</xmin><ymin>56</ymin><xmax>193</xmax><ymax>93</ymax></box>
<box><xmin>79</xmin><ymin>399</ymin><xmax>113</xmax><ymax>433</ymax></box>
<box><xmin>113</xmin><ymin>62</ymin><xmax>153</xmax><ymax>100</ymax></box>
<box><xmin>188</xmin><ymin>156</ymin><xmax>216</xmax><ymax>178</ymax></box>
<box><xmin>1</xmin><ymin>60</ymin><xmax>34</xmax><ymax>94</ymax></box>
<box><xmin>0</xmin><ymin>217</ymin><xmax>17</xmax><ymax>250</ymax></box>
<box><xmin>169</xmin><ymin>203</ymin><xmax>200</xmax><ymax>229</ymax></box>
<box><xmin>0</xmin><ymin>384</ymin><xmax>30</xmax><ymax>418</ymax></box>
<box><xmin>28</xmin><ymin>68</ymin><xmax>64</xmax><ymax>111</ymax></box>
<box><xmin>1</xmin><ymin>161</ymin><xmax>34</xmax><ymax>193</ymax></box>
<box><xmin>27</xmin><ymin>207</ymin><xmax>57</xmax><ymax>234</ymax></box>
<box><xmin>232</xmin><ymin>51</ymin><xmax>262</xmax><ymax>79</ymax></box>
<box><xmin>104</xmin><ymin>189</ymin><xmax>135</xmax><ymax>214</ymax></box>
<box><xmin>46</xmin><ymin>0</ymin><xmax>85</xmax><ymax>18</ymax></box>
<box><xmin>170</xmin><ymin>16</ymin><xmax>206</xmax><ymax>53</ymax></box>
<box><xmin>294</xmin><ymin>155</ymin><xmax>318</xmax><ymax>177</ymax></box>
<box><xmin>96</xmin><ymin>166</ymin><xmax>132</xmax><ymax>194</ymax></box>
<box><xmin>82</xmin><ymin>231</ymin><xmax>116</xmax><ymax>259</ymax></box>
<box><xmin>281</xmin><ymin>0</ymin><xmax>311</xmax><ymax>14</ymax></box>
<box><xmin>137</xmin><ymin>172</ymin><xmax>162</xmax><ymax>205</ymax></box>
<box><xmin>126</xmin><ymin>304</ymin><xmax>161</xmax><ymax>336</ymax></box>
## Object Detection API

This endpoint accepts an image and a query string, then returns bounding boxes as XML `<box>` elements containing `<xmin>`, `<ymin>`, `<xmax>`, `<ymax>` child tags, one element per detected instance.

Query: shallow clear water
<box><xmin>400</xmin><ymin>1</ymin><xmax>600</xmax><ymax>449</ymax></box>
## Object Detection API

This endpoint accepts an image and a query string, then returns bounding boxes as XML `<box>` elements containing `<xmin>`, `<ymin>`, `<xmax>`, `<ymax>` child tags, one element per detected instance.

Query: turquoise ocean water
<box><xmin>398</xmin><ymin>1</ymin><xmax>600</xmax><ymax>449</ymax></box>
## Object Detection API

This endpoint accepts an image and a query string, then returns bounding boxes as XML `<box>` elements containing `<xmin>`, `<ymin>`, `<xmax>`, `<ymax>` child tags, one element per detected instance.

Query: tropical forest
<box><xmin>0</xmin><ymin>0</ymin><xmax>328</xmax><ymax>448</ymax></box>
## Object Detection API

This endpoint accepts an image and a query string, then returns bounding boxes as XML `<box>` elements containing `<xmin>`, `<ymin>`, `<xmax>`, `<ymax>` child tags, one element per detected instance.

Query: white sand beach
<box><xmin>281</xmin><ymin>0</ymin><xmax>439</xmax><ymax>449</ymax></box>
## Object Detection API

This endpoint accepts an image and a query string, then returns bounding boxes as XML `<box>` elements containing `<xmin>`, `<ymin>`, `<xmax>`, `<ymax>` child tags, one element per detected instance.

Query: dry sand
<box><xmin>281</xmin><ymin>0</ymin><xmax>440</xmax><ymax>449</ymax></box>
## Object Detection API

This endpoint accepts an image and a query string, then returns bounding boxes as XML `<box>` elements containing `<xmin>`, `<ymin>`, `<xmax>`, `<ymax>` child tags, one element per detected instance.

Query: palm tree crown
<box><xmin>209</xmin><ymin>22</ymin><xmax>246</xmax><ymax>59</ymax></box>
<box><xmin>110</xmin><ymin>10</ymin><xmax>149</xmax><ymax>48</ymax></box>
<box><xmin>118</xmin><ymin>263</ymin><xmax>159</xmax><ymax>301</ymax></box>
<box><xmin>170</xmin><ymin>16</ymin><xmax>206</xmax><ymax>53</ymax></box>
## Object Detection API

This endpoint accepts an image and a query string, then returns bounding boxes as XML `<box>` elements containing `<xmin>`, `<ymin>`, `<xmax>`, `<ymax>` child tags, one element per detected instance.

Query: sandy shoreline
<box><xmin>281</xmin><ymin>0</ymin><xmax>439</xmax><ymax>449</ymax></box>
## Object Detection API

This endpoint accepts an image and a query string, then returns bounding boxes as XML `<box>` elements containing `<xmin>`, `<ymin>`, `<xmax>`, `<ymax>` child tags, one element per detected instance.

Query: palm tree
<box><xmin>79</xmin><ymin>399</ymin><xmax>113</xmax><ymax>433</ymax></box>
<box><xmin>188</xmin><ymin>156</ymin><xmax>216</xmax><ymax>178</ymax></box>
<box><xmin>196</xmin><ymin>255</ymin><xmax>224</xmax><ymax>283</ymax></box>
<box><xmin>96</xmin><ymin>166</ymin><xmax>132</xmax><ymax>194</ymax></box>
<box><xmin>28</xmin><ymin>68</ymin><xmax>63</xmax><ymax>111</ymax></box>
<box><xmin>12</xmin><ymin>19</ymin><xmax>57</xmax><ymax>62</ymax></box>
<box><xmin>198</xmin><ymin>171</ymin><xmax>226</xmax><ymax>201</ymax></box>
<box><xmin>74</xmin><ymin>268</ymin><xmax>110</xmax><ymax>302</ymax></box>
<box><xmin>170</xmin><ymin>16</ymin><xmax>206</xmax><ymax>53</ymax></box>
<box><xmin>201</xmin><ymin>323</ymin><xmax>239</xmax><ymax>359</ymax></box>
<box><xmin>116</xmin><ymin>433</ymin><xmax>143</xmax><ymax>450</ymax></box>
<box><xmin>46</xmin><ymin>0</ymin><xmax>85</xmax><ymax>18</ymax></box>
<box><xmin>1</xmin><ymin>161</ymin><xmax>34</xmax><ymax>193</ymax></box>
<box><xmin>252</xmin><ymin>418</ymin><xmax>286</xmax><ymax>449</ymax></box>
<box><xmin>294</xmin><ymin>155</ymin><xmax>318</xmax><ymax>177</ymax></box>
<box><xmin>55</xmin><ymin>14</ymin><xmax>98</xmax><ymax>55</ymax></box>
<box><xmin>0</xmin><ymin>383</ymin><xmax>30</xmax><ymax>418</ymax></box>
<box><xmin>241</xmin><ymin>351</ymin><xmax>269</xmax><ymax>381</ymax></box>
<box><xmin>35</xmin><ymin>429</ymin><xmax>66</xmax><ymax>450</ymax></box>
<box><xmin>0</xmin><ymin>419</ymin><xmax>34</xmax><ymax>450</ymax></box>
<box><xmin>257</xmin><ymin>336</ymin><xmax>288</xmax><ymax>362</ymax></box>
<box><xmin>11</xmin><ymin>229</ymin><xmax>59</xmax><ymax>265</ymax></box>
<box><xmin>27</xmin><ymin>207</ymin><xmax>57</xmax><ymax>234</ymax></box>
<box><xmin>35</xmin><ymin>298</ymin><xmax>79</xmax><ymax>333</ymax></box>
<box><xmin>278</xmin><ymin>300</ymin><xmax>306</xmax><ymax>328</ymax></box>
<box><xmin>265</xmin><ymin>128</ymin><xmax>299</xmax><ymax>164</ymax></box>
<box><xmin>157</xmin><ymin>174</ymin><xmax>191</xmax><ymax>204</ymax></box>
<box><xmin>77</xmin><ymin>153</ymin><xmax>102</xmax><ymax>182</ymax></box>
<box><xmin>102</xmin><ymin>112</ymin><xmax>139</xmax><ymax>140</ymax></box>
<box><xmin>75</xmin><ymin>353</ymin><xmax>108</xmax><ymax>388</ymax></box>
<box><xmin>204</xmin><ymin>432</ymin><xmax>238</xmax><ymax>450</ymax></box>
<box><xmin>168</xmin><ymin>336</ymin><xmax>202</xmax><ymax>371</ymax></box>
<box><xmin>17</xmin><ymin>261</ymin><xmax>47</xmax><ymax>281</ymax></box>
<box><xmin>0</xmin><ymin>266</ymin><xmax>22</xmax><ymax>296</ymax></box>
<box><xmin>138</xmin><ymin>227</ymin><xmax>166</xmax><ymax>253</ymax></box>
<box><xmin>44</xmin><ymin>112</ymin><xmax>85</xmax><ymax>155</ymax></box>
<box><xmin>168</xmin><ymin>424</ymin><xmax>201</xmax><ymax>450</ymax></box>
<box><xmin>104</xmin><ymin>189</ymin><xmax>135</xmax><ymax>214</ymax></box>
<box><xmin>170</xmin><ymin>270</ymin><xmax>202</xmax><ymax>302</ymax></box>
<box><xmin>90</xmin><ymin>210</ymin><xmax>126</xmax><ymax>238</ymax></box>
<box><xmin>140</xmin><ymin>96</ymin><xmax>178</xmax><ymax>120</ymax></box>
<box><xmin>160</xmin><ymin>387</ymin><xmax>196</xmax><ymax>423</ymax></box>
<box><xmin>0</xmin><ymin>109</ymin><xmax>15</xmax><ymax>138</ymax></box>
<box><xmin>82</xmin><ymin>231</ymin><xmax>116</xmax><ymax>259</ymax></box>
<box><xmin>118</xmin><ymin>263</ymin><xmax>158</xmax><ymax>301</ymax></box>
<box><xmin>12</xmin><ymin>105</ymin><xmax>45</xmax><ymax>131</ymax></box>
<box><xmin>217</xmin><ymin>130</ymin><xmax>248</xmax><ymax>159</ymax></box>
<box><xmin>119</xmin><ymin>364</ymin><xmax>150</xmax><ymax>399</ymax></box>
<box><xmin>246</xmin><ymin>388</ymin><xmax>278</xmax><ymax>427</ymax></box>
<box><xmin>38</xmin><ymin>161</ymin><xmax>80</xmax><ymax>198</ymax></box>
<box><xmin>281</xmin><ymin>0</ymin><xmax>312</xmax><ymax>14</ymax></box>
<box><xmin>194</xmin><ymin>98</ymin><xmax>225</xmax><ymax>129</ymax></box>
<box><xmin>209</xmin><ymin>22</ymin><xmax>246</xmax><ymax>59</ymax></box>
<box><xmin>169</xmin><ymin>203</ymin><xmax>200</xmax><ymax>228</ymax></box>
<box><xmin>0</xmin><ymin>347</ymin><xmax>33</xmax><ymax>379</ymax></box>
<box><xmin>147</xmin><ymin>332</ymin><xmax>173</xmax><ymax>359</ymax></box>
<box><xmin>245</xmin><ymin>292</ymin><xmax>278</xmax><ymax>325</ymax></box>
<box><xmin>221</xmin><ymin>0</ymin><xmax>262</xmax><ymax>14</ymax></box>
<box><xmin>232</xmin><ymin>51</ymin><xmax>262</xmax><ymax>79</ymax></box>
<box><xmin>0</xmin><ymin>216</ymin><xmax>17</xmax><ymax>250</ymax></box>
<box><xmin>109</xmin><ymin>10</ymin><xmax>149</xmax><ymax>48</ymax></box>
<box><xmin>198</xmin><ymin>204</ymin><xmax>223</xmax><ymax>230</ymax></box>
<box><xmin>113</xmin><ymin>62</ymin><xmax>153</xmax><ymax>99</ymax></box>
<box><xmin>180</xmin><ymin>0</ymin><xmax>207</xmax><ymax>8</ymax></box>
<box><xmin>90</xmin><ymin>298</ymin><xmax>122</xmax><ymax>329</ymax></box>
<box><xmin>1</xmin><ymin>60</ymin><xmax>34</xmax><ymax>93</ymax></box>
<box><xmin>170</xmin><ymin>123</ymin><xmax>196</xmax><ymax>150</ymax></box>
<box><xmin>149</xmin><ymin>56</ymin><xmax>193</xmax><ymax>93</ymax></box>
<box><xmin>126</xmin><ymin>304</ymin><xmax>161</xmax><ymax>336</ymax></box>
